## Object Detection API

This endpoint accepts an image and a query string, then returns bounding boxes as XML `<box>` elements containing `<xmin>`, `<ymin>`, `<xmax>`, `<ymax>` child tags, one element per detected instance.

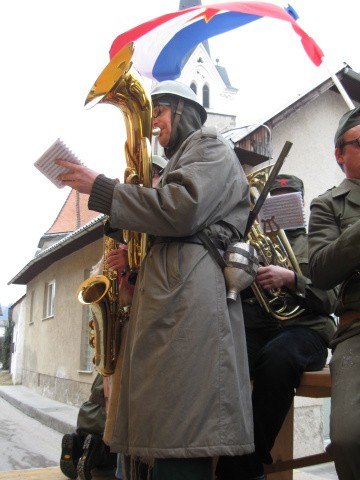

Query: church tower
<box><xmin>176</xmin><ymin>0</ymin><xmax>238</xmax><ymax>132</ymax></box>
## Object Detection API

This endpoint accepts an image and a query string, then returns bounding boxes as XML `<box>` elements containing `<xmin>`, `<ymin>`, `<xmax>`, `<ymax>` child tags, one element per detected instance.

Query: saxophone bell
<box><xmin>77</xmin><ymin>275</ymin><xmax>110</xmax><ymax>305</ymax></box>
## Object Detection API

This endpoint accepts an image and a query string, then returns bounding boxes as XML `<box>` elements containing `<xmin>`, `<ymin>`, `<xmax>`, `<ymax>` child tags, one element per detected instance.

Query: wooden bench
<box><xmin>264</xmin><ymin>367</ymin><xmax>332</xmax><ymax>480</ymax></box>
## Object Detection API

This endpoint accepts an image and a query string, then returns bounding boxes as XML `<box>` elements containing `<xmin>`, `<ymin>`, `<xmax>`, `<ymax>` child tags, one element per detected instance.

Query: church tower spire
<box><xmin>179</xmin><ymin>0</ymin><xmax>202</xmax><ymax>9</ymax></box>
<box><xmin>179</xmin><ymin>0</ymin><xmax>210</xmax><ymax>56</ymax></box>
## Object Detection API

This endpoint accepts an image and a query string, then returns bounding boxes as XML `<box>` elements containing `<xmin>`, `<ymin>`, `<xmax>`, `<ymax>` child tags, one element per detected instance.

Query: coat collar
<box><xmin>332</xmin><ymin>178</ymin><xmax>360</xmax><ymax>205</ymax></box>
<box><xmin>332</xmin><ymin>178</ymin><xmax>360</xmax><ymax>196</ymax></box>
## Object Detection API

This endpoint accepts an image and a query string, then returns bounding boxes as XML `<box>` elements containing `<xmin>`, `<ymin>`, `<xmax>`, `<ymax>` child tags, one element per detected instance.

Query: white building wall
<box><xmin>10</xmin><ymin>297</ymin><xmax>26</xmax><ymax>384</ymax></box>
<box><xmin>271</xmin><ymin>89</ymin><xmax>355</xmax><ymax>224</ymax></box>
<box><xmin>180</xmin><ymin>44</ymin><xmax>238</xmax><ymax>117</ymax></box>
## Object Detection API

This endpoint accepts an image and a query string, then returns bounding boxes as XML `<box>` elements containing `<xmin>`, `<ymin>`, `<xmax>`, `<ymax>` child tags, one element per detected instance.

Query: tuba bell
<box><xmin>77</xmin><ymin>42</ymin><xmax>156</xmax><ymax>375</ymax></box>
<box><xmin>246</xmin><ymin>164</ymin><xmax>305</xmax><ymax>321</ymax></box>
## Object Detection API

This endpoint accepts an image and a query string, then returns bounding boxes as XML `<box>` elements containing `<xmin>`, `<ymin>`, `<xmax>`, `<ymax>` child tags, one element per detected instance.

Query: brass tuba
<box><xmin>246</xmin><ymin>164</ymin><xmax>305</xmax><ymax>321</ymax></box>
<box><xmin>77</xmin><ymin>42</ymin><xmax>156</xmax><ymax>375</ymax></box>
<box><xmin>85</xmin><ymin>41</ymin><xmax>156</xmax><ymax>270</ymax></box>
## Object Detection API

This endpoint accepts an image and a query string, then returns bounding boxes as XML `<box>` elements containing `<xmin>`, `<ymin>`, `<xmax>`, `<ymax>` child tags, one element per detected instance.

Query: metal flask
<box><xmin>224</xmin><ymin>242</ymin><xmax>259</xmax><ymax>302</ymax></box>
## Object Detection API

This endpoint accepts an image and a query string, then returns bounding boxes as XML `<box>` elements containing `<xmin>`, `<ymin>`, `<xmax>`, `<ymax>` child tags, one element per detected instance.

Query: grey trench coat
<box><xmin>93</xmin><ymin>127</ymin><xmax>254</xmax><ymax>458</ymax></box>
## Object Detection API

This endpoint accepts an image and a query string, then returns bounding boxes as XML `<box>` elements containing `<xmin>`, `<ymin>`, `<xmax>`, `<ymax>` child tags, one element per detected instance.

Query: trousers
<box><xmin>328</xmin><ymin>332</ymin><xmax>360</xmax><ymax>480</ymax></box>
<box><xmin>153</xmin><ymin>457</ymin><xmax>212</xmax><ymax>480</ymax></box>
<box><xmin>216</xmin><ymin>325</ymin><xmax>327</xmax><ymax>479</ymax></box>
<box><xmin>76</xmin><ymin>374</ymin><xmax>106</xmax><ymax>437</ymax></box>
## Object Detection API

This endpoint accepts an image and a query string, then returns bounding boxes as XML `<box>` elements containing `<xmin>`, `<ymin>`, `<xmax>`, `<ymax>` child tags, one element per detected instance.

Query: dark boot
<box><xmin>77</xmin><ymin>433</ymin><xmax>117</xmax><ymax>480</ymax></box>
<box><xmin>60</xmin><ymin>433</ymin><xmax>84</xmax><ymax>479</ymax></box>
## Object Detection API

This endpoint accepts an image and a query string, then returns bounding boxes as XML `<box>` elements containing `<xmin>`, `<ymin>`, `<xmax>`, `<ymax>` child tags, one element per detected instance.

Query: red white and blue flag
<box><xmin>109</xmin><ymin>2</ymin><xmax>324</xmax><ymax>81</ymax></box>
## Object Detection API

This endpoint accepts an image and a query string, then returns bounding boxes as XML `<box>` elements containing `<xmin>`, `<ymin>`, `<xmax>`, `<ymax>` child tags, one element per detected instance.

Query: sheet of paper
<box><xmin>34</xmin><ymin>138</ymin><xmax>84</xmax><ymax>188</ymax></box>
<box><xmin>258</xmin><ymin>191</ymin><xmax>306</xmax><ymax>231</ymax></box>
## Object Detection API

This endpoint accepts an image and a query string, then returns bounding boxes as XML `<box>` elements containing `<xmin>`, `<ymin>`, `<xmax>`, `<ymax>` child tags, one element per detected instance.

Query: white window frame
<box><xmin>44</xmin><ymin>280</ymin><xmax>55</xmax><ymax>318</ymax></box>
<box><xmin>29</xmin><ymin>290</ymin><xmax>35</xmax><ymax>324</ymax></box>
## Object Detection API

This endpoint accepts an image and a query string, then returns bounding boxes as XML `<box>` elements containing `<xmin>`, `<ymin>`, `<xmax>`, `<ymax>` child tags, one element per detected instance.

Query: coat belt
<box><xmin>152</xmin><ymin>234</ymin><xmax>224</xmax><ymax>250</ymax></box>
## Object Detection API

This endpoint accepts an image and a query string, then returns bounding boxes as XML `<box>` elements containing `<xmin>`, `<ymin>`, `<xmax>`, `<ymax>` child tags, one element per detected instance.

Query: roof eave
<box><xmin>9</xmin><ymin>216</ymin><xmax>105</xmax><ymax>286</ymax></box>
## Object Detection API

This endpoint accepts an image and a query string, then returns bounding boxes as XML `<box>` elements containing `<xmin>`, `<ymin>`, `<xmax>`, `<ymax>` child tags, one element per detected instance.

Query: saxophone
<box><xmin>77</xmin><ymin>236</ymin><xmax>126</xmax><ymax>376</ymax></box>
<box><xmin>77</xmin><ymin>42</ymin><xmax>156</xmax><ymax>375</ymax></box>
<box><xmin>246</xmin><ymin>165</ymin><xmax>305</xmax><ymax>321</ymax></box>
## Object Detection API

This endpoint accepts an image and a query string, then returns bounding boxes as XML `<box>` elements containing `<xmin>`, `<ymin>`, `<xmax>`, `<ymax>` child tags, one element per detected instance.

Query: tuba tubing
<box><xmin>77</xmin><ymin>43</ymin><xmax>154</xmax><ymax>375</ymax></box>
<box><xmin>85</xmin><ymin>41</ymin><xmax>154</xmax><ymax>270</ymax></box>
<box><xmin>246</xmin><ymin>164</ymin><xmax>305</xmax><ymax>321</ymax></box>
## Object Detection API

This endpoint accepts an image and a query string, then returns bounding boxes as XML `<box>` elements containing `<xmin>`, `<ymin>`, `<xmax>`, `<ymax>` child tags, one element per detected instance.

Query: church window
<box><xmin>203</xmin><ymin>84</ymin><xmax>209</xmax><ymax>108</ymax></box>
<box><xmin>190</xmin><ymin>82</ymin><xmax>197</xmax><ymax>94</ymax></box>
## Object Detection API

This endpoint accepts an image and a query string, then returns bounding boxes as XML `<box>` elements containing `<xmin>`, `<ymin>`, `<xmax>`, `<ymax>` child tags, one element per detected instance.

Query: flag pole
<box><xmin>321</xmin><ymin>57</ymin><xmax>355</xmax><ymax>110</ymax></box>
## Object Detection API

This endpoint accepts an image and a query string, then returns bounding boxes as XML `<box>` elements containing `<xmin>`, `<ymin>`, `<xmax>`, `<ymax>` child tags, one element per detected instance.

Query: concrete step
<box><xmin>0</xmin><ymin>370</ymin><xmax>12</xmax><ymax>386</ymax></box>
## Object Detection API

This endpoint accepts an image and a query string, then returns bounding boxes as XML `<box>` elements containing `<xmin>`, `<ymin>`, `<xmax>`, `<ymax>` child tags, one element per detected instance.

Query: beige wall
<box><xmin>23</xmin><ymin>238</ymin><xmax>103</xmax><ymax>406</ymax></box>
<box><xmin>271</xmin><ymin>90</ymin><xmax>357</xmax><ymax>224</ymax></box>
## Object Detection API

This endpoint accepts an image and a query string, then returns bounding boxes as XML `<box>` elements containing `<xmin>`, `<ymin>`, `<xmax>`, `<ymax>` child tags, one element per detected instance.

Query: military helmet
<box><xmin>151</xmin><ymin>80</ymin><xmax>207</xmax><ymax>124</ymax></box>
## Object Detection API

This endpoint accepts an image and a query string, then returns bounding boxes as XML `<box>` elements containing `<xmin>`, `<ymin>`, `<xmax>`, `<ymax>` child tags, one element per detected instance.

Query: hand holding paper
<box><xmin>34</xmin><ymin>138</ymin><xmax>98</xmax><ymax>193</ymax></box>
<box><xmin>34</xmin><ymin>138</ymin><xmax>84</xmax><ymax>188</ymax></box>
<box><xmin>56</xmin><ymin>159</ymin><xmax>99</xmax><ymax>194</ymax></box>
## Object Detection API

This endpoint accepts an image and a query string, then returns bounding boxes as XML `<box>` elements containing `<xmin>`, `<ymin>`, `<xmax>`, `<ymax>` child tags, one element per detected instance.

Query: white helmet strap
<box><xmin>172</xmin><ymin>98</ymin><xmax>184</xmax><ymax>134</ymax></box>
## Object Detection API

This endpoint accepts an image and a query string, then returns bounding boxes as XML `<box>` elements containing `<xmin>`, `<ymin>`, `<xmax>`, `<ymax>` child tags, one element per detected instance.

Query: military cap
<box><xmin>270</xmin><ymin>174</ymin><xmax>304</xmax><ymax>197</ymax></box>
<box><xmin>334</xmin><ymin>106</ymin><xmax>360</xmax><ymax>144</ymax></box>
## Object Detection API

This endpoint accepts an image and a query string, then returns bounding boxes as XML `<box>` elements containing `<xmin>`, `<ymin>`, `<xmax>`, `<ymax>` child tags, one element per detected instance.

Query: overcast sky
<box><xmin>1</xmin><ymin>0</ymin><xmax>359</xmax><ymax>306</ymax></box>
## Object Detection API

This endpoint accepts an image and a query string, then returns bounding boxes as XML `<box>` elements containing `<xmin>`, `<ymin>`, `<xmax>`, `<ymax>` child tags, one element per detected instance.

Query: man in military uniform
<box><xmin>216</xmin><ymin>174</ymin><xmax>337</xmax><ymax>480</ymax></box>
<box><xmin>309</xmin><ymin>106</ymin><xmax>360</xmax><ymax>480</ymax></box>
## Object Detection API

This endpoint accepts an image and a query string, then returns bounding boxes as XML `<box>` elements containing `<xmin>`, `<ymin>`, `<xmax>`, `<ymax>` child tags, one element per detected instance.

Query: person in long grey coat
<box><xmin>308</xmin><ymin>107</ymin><xmax>360</xmax><ymax>480</ymax></box>
<box><xmin>57</xmin><ymin>80</ymin><xmax>254</xmax><ymax>479</ymax></box>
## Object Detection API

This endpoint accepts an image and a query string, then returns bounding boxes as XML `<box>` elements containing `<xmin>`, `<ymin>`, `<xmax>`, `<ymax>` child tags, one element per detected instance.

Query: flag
<box><xmin>109</xmin><ymin>2</ymin><xmax>324</xmax><ymax>81</ymax></box>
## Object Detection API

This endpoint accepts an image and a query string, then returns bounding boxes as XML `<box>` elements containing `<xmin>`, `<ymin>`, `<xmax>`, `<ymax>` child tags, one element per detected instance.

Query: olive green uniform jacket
<box><xmin>89</xmin><ymin>127</ymin><xmax>254</xmax><ymax>459</ymax></box>
<box><xmin>308</xmin><ymin>178</ymin><xmax>360</xmax><ymax>314</ymax></box>
<box><xmin>308</xmin><ymin>168</ymin><xmax>360</xmax><ymax>480</ymax></box>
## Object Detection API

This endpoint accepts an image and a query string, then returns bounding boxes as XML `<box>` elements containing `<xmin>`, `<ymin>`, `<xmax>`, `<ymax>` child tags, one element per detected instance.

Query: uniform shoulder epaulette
<box><xmin>318</xmin><ymin>186</ymin><xmax>336</xmax><ymax>197</ymax></box>
<box><xmin>200</xmin><ymin>126</ymin><xmax>217</xmax><ymax>139</ymax></box>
